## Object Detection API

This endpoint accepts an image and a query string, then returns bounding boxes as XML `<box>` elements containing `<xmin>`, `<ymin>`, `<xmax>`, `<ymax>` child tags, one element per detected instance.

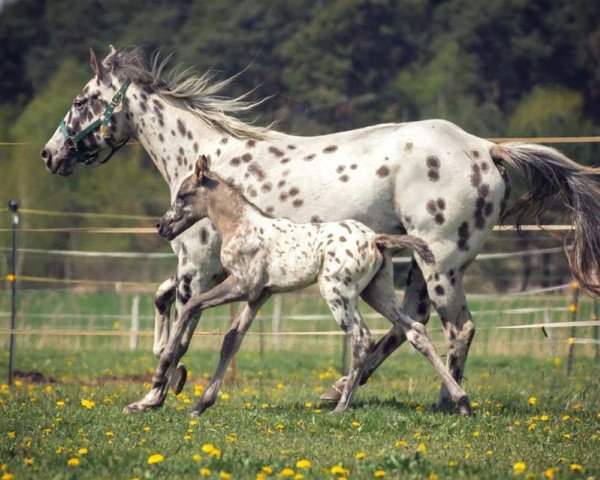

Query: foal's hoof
<box><xmin>171</xmin><ymin>364</ymin><xmax>188</xmax><ymax>395</ymax></box>
<box><xmin>320</xmin><ymin>378</ymin><xmax>346</xmax><ymax>402</ymax></box>
<box><xmin>123</xmin><ymin>402</ymin><xmax>159</xmax><ymax>414</ymax></box>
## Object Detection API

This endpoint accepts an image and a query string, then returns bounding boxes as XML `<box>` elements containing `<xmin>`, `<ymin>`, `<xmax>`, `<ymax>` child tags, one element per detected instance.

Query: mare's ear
<box><xmin>102</xmin><ymin>44</ymin><xmax>119</xmax><ymax>72</ymax></box>
<box><xmin>90</xmin><ymin>47</ymin><xmax>106</xmax><ymax>80</ymax></box>
<box><xmin>195</xmin><ymin>155</ymin><xmax>209</xmax><ymax>181</ymax></box>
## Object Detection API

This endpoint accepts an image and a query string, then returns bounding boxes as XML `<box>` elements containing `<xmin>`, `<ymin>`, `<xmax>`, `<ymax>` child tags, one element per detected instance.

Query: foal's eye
<box><xmin>74</xmin><ymin>99</ymin><xmax>87</xmax><ymax>109</ymax></box>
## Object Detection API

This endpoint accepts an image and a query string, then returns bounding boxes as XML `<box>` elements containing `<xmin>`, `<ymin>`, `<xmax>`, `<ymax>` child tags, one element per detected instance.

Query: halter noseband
<box><xmin>59</xmin><ymin>78</ymin><xmax>131</xmax><ymax>165</ymax></box>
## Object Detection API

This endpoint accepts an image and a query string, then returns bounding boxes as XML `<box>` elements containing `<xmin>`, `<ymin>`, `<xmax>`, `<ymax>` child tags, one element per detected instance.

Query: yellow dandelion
<box><xmin>563</xmin><ymin>433</ymin><xmax>572</xmax><ymax>439</ymax></box>
<box><xmin>147</xmin><ymin>453</ymin><xmax>164</xmax><ymax>465</ymax></box>
<box><xmin>7</xmin><ymin>432</ymin><xmax>15</xmax><ymax>439</ymax></box>
<box><xmin>200</xmin><ymin>467</ymin><xmax>211</xmax><ymax>476</ymax></box>
<box><xmin>417</xmin><ymin>443</ymin><xmax>427</xmax><ymax>454</ymax></box>
<box><xmin>486</xmin><ymin>450</ymin><xmax>493</xmax><ymax>456</ymax></box>
<box><xmin>78</xmin><ymin>447</ymin><xmax>88</xmax><ymax>455</ymax></box>
<box><xmin>220</xmin><ymin>472</ymin><xmax>232</xmax><ymax>479</ymax></box>
<box><xmin>429</xmin><ymin>474</ymin><xmax>439</xmax><ymax>480</ymax></box>
<box><xmin>304</xmin><ymin>402</ymin><xmax>312</xmax><ymax>408</ymax></box>
<box><xmin>105</xmin><ymin>431</ymin><xmax>114</xmax><ymax>437</ymax></box>
<box><xmin>24</xmin><ymin>458</ymin><xmax>33</xmax><ymax>465</ymax></box>
<box><xmin>221</xmin><ymin>393</ymin><xmax>230</xmax><ymax>400</ymax></box>
<box><xmin>352</xmin><ymin>421</ymin><xmax>360</xmax><ymax>428</ymax></box>
<box><xmin>528</xmin><ymin>397</ymin><xmax>536</xmax><ymax>406</ymax></box>
<box><xmin>553</xmin><ymin>357</ymin><xmax>561</xmax><ymax>367</ymax></box>
<box><xmin>202</xmin><ymin>443</ymin><xmax>216</xmax><ymax>454</ymax></box>
<box><xmin>471</xmin><ymin>401</ymin><xmax>479</xmax><ymax>408</ymax></box>
<box><xmin>257</xmin><ymin>474</ymin><xmax>266</xmax><ymax>480</ymax></box>
<box><xmin>56</xmin><ymin>400</ymin><xmax>65</xmax><ymax>407</ymax></box>
<box><xmin>192</xmin><ymin>454</ymin><xmax>202</xmax><ymax>462</ymax></box>
<box><xmin>330</xmin><ymin>465</ymin><xmax>350</xmax><ymax>475</ymax></box>
<box><xmin>262</xmin><ymin>466</ymin><xmax>273</xmax><ymax>474</ymax></box>
<box><xmin>2</xmin><ymin>474</ymin><xmax>14</xmax><ymax>480</ymax></box>
<box><xmin>570</xmin><ymin>463</ymin><xmax>583</xmax><ymax>472</ymax></box>
<box><xmin>355</xmin><ymin>451</ymin><xmax>366</xmax><ymax>459</ymax></box>
<box><xmin>293</xmin><ymin>474</ymin><xmax>304</xmax><ymax>480</ymax></box>
<box><xmin>472</xmin><ymin>431</ymin><xmax>480</xmax><ymax>438</ymax></box>
<box><xmin>296</xmin><ymin>459</ymin><xmax>311</xmax><ymax>469</ymax></box>
<box><xmin>544</xmin><ymin>467</ymin><xmax>556</xmax><ymax>479</ymax></box>
<box><xmin>374</xmin><ymin>470</ymin><xmax>386</xmax><ymax>478</ymax></box>
<box><xmin>279</xmin><ymin>468</ymin><xmax>295</xmax><ymax>477</ymax></box>
<box><xmin>67</xmin><ymin>458</ymin><xmax>80</xmax><ymax>467</ymax></box>
<box><xmin>513</xmin><ymin>461</ymin><xmax>526</xmax><ymax>474</ymax></box>
<box><xmin>80</xmin><ymin>399</ymin><xmax>95</xmax><ymax>409</ymax></box>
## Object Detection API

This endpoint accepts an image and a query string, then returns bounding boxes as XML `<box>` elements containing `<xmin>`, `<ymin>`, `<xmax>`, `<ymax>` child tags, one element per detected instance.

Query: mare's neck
<box><xmin>125</xmin><ymin>83</ymin><xmax>224</xmax><ymax>196</ymax></box>
<box><xmin>205</xmin><ymin>175</ymin><xmax>264</xmax><ymax>243</ymax></box>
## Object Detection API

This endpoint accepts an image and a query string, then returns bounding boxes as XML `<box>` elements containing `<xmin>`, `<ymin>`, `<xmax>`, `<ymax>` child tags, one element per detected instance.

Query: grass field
<box><xmin>1</xmin><ymin>290</ymin><xmax>599</xmax><ymax>479</ymax></box>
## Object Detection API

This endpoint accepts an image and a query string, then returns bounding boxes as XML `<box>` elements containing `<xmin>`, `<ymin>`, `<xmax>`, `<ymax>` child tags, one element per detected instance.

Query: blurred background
<box><xmin>0</xmin><ymin>0</ymin><xmax>599</xmax><ymax>359</ymax></box>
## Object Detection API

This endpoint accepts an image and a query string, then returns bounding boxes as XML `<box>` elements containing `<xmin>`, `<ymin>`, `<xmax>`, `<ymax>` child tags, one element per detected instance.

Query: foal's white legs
<box><xmin>192</xmin><ymin>294</ymin><xmax>270</xmax><ymax>415</ymax></box>
<box><xmin>123</xmin><ymin>276</ymin><xmax>246</xmax><ymax>413</ymax></box>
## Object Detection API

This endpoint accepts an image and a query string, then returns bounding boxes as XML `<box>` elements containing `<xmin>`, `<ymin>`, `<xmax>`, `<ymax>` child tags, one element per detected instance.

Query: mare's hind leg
<box><xmin>321</xmin><ymin>257</ymin><xmax>431</xmax><ymax>401</ymax></box>
<box><xmin>422</xmin><ymin>267</ymin><xmax>476</xmax><ymax>410</ymax></box>
<box><xmin>360</xmin><ymin>253</ymin><xmax>471</xmax><ymax>415</ymax></box>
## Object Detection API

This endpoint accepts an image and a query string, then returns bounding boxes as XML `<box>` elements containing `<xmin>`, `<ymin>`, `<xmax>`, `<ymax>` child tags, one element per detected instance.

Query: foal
<box><xmin>148</xmin><ymin>155</ymin><xmax>471</xmax><ymax>415</ymax></box>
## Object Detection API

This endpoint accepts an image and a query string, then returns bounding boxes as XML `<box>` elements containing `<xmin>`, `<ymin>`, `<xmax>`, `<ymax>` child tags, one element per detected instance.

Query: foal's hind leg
<box><xmin>321</xmin><ymin>257</ymin><xmax>431</xmax><ymax>401</ymax></box>
<box><xmin>360</xmin><ymin>254</ymin><xmax>471</xmax><ymax>415</ymax></box>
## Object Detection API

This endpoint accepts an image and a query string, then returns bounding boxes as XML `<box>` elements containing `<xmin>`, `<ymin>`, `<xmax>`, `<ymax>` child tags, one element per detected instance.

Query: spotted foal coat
<box><xmin>41</xmin><ymin>48</ymin><xmax>600</xmax><ymax>411</ymax></box>
<box><xmin>124</xmin><ymin>156</ymin><xmax>472</xmax><ymax>415</ymax></box>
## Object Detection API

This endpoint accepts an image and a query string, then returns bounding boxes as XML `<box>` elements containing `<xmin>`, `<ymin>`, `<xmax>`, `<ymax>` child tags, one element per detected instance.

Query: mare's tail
<box><xmin>491</xmin><ymin>143</ymin><xmax>600</xmax><ymax>295</ymax></box>
<box><xmin>374</xmin><ymin>234</ymin><xmax>435</xmax><ymax>265</ymax></box>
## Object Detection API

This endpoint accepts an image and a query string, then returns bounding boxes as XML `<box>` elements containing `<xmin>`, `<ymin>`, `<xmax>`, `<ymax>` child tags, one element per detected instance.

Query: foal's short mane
<box><xmin>114</xmin><ymin>48</ymin><xmax>271</xmax><ymax>140</ymax></box>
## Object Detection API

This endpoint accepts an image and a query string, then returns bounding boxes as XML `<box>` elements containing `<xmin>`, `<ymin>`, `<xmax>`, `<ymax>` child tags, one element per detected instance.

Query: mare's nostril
<box><xmin>41</xmin><ymin>148</ymin><xmax>52</xmax><ymax>166</ymax></box>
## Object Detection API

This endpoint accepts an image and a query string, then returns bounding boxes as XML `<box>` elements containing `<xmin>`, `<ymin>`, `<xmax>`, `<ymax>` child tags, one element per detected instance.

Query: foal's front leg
<box><xmin>123</xmin><ymin>276</ymin><xmax>246</xmax><ymax>413</ymax></box>
<box><xmin>192</xmin><ymin>293</ymin><xmax>270</xmax><ymax>416</ymax></box>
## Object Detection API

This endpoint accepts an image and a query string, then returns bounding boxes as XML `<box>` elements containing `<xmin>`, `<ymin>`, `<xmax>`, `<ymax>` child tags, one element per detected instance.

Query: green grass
<box><xmin>1</xmin><ymin>348</ymin><xmax>599</xmax><ymax>480</ymax></box>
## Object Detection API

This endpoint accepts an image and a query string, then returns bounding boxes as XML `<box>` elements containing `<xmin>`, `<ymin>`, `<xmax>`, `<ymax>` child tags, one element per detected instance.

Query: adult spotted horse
<box><xmin>41</xmin><ymin>47</ymin><xmax>600</xmax><ymax>413</ymax></box>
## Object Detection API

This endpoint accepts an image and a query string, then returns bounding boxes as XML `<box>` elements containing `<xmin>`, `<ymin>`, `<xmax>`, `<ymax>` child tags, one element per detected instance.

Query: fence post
<box><xmin>272</xmin><ymin>295</ymin><xmax>282</xmax><ymax>352</ymax></box>
<box><xmin>566</xmin><ymin>280</ymin><xmax>579</xmax><ymax>376</ymax></box>
<box><xmin>7</xmin><ymin>200</ymin><xmax>19</xmax><ymax>386</ymax></box>
<box><xmin>593</xmin><ymin>299</ymin><xmax>599</xmax><ymax>362</ymax></box>
<box><xmin>130</xmin><ymin>294</ymin><xmax>140</xmax><ymax>350</ymax></box>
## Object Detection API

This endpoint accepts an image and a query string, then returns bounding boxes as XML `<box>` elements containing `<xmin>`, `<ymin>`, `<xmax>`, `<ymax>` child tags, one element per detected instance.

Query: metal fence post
<box><xmin>566</xmin><ymin>280</ymin><xmax>579</xmax><ymax>376</ymax></box>
<box><xmin>7</xmin><ymin>200</ymin><xmax>19</xmax><ymax>386</ymax></box>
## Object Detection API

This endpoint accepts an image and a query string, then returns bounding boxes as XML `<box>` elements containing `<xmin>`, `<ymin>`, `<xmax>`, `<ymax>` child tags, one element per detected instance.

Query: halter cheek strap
<box><xmin>59</xmin><ymin>78</ymin><xmax>132</xmax><ymax>165</ymax></box>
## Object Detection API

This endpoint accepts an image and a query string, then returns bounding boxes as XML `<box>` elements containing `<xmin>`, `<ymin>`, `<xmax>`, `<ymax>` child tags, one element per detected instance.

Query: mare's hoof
<box><xmin>171</xmin><ymin>364</ymin><xmax>188</xmax><ymax>395</ymax></box>
<box><xmin>457</xmin><ymin>397</ymin><xmax>472</xmax><ymax>416</ymax></box>
<box><xmin>320</xmin><ymin>379</ymin><xmax>346</xmax><ymax>402</ymax></box>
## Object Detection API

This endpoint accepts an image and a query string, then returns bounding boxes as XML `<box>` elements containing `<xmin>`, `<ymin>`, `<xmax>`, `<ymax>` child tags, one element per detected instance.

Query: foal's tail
<box><xmin>491</xmin><ymin>143</ymin><xmax>600</xmax><ymax>296</ymax></box>
<box><xmin>374</xmin><ymin>234</ymin><xmax>435</xmax><ymax>265</ymax></box>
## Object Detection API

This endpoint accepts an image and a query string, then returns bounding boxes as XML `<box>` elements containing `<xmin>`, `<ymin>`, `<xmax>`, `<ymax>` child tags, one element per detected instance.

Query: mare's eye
<box><xmin>74</xmin><ymin>99</ymin><xmax>87</xmax><ymax>109</ymax></box>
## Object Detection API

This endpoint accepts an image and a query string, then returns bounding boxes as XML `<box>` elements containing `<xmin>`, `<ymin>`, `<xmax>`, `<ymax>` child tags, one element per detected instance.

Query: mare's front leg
<box><xmin>192</xmin><ymin>293</ymin><xmax>271</xmax><ymax>416</ymax></box>
<box><xmin>123</xmin><ymin>276</ymin><xmax>245</xmax><ymax>413</ymax></box>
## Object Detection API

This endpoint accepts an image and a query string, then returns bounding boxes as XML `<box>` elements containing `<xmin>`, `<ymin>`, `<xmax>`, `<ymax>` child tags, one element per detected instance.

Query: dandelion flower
<box><xmin>374</xmin><ymin>470</ymin><xmax>386</xmax><ymax>478</ymax></box>
<box><xmin>486</xmin><ymin>450</ymin><xmax>493</xmax><ymax>456</ymax></box>
<box><xmin>67</xmin><ymin>458</ymin><xmax>80</xmax><ymax>467</ymax></box>
<box><xmin>528</xmin><ymin>397</ymin><xmax>536</xmax><ymax>406</ymax></box>
<box><xmin>279</xmin><ymin>468</ymin><xmax>295</xmax><ymax>477</ymax></box>
<box><xmin>262</xmin><ymin>466</ymin><xmax>273</xmax><ymax>474</ymax></box>
<box><xmin>513</xmin><ymin>461</ymin><xmax>526</xmax><ymax>474</ymax></box>
<box><xmin>540</xmin><ymin>414</ymin><xmax>549</xmax><ymax>421</ymax></box>
<box><xmin>2</xmin><ymin>474</ymin><xmax>14</xmax><ymax>480</ymax></box>
<box><xmin>220</xmin><ymin>472</ymin><xmax>232</xmax><ymax>479</ymax></box>
<box><xmin>330</xmin><ymin>465</ymin><xmax>349</xmax><ymax>475</ymax></box>
<box><xmin>221</xmin><ymin>393</ymin><xmax>230</xmax><ymax>400</ymax></box>
<box><xmin>355</xmin><ymin>451</ymin><xmax>366</xmax><ymax>459</ymax></box>
<box><xmin>417</xmin><ymin>443</ymin><xmax>427</xmax><ymax>454</ymax></box>
<box><xmin>429</xmin><ymin>474</ymin><xmax>439</xmax><ymax>480</ymax></box>
<box><xmin>544</xmin><ymin>468</ymin><xmax>556</xmax><ymax>479</ymax></box>
<box><xmin>78</xmin><ymin>447</ymin><xmax>88</xmax><ymax>455</ymax></box>
<box><xmin>24</xmin><ymin>458</ymin><xmax>33</xmax><ymax>465</ymax></box>
<box><xmin>56</xmin><ymin>400</ymin><xmax>65</xmax><ymax>407</ymax></box>
<box><xmin>147</xmin><ymin>453</ymin><xmax>164</xmax><ymax>465</ymax></box>
<box><xmin>200</xmin><ymin>468</ymin><xmax>211</xmax><ymax>476</ymax></box>
<box><xmin>81</xmin><ymin>399</ymin><xmax>95</xmax><ymax>409</ymax></box>
<box><xmin>570</xmin><ymin>464</ymin><xmax>583</xmax><ymax>472</ymax></box>
<box><xmin>296</xmin><ymin>459</ymin><xmax>311</xmax><ymax>469</ymax></box>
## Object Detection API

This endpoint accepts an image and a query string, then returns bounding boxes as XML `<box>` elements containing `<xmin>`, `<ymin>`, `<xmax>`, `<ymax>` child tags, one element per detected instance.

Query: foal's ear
<box><xmin>195</xmin><ymin>155</ymin><xmax>209</xmax><ymax>180</ymax></box>
<box><xmin>89</xmin><ymin>47</ymin><xmax>106</xmax><ymax>80</ymax></box>
<box><xmin>103</xmin><ymin>44</ymin><xmax>119</xmax><ymax>72</ymax></box>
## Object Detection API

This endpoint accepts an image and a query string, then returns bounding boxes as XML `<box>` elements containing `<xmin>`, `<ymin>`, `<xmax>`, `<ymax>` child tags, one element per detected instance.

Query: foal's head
<box><xmin>41</xmin><ymin>46</ymin><xmax>133</xmax><ymax>176</ymax></box>
<box><xmin>157</xmin><ymin>155</ymin><xmax>214</xmax><ymax>240</ymax></box>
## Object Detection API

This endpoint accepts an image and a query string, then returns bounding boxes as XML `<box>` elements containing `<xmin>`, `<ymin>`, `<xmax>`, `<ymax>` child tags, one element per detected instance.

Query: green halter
<box><xmin>59</xmin><ymin>78</ymin><xmax>131</xmax><ymax>165</ymax></box>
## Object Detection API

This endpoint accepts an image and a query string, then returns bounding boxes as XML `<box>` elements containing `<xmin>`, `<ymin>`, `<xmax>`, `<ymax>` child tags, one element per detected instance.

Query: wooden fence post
<box><xmin>7</xmin><ymin>200</ymin><xmax>19</xmax><ymax>386</ymax></box>
<box><xmin>130</xmin><ymin>294</ymin><xmax>140</xmax><ymax>350</ymax></box>
<box><xmin>272</xmin><ymin>295</ymin><xmax>282</xmax><ymax>352</ymax></box>
<box><xmin>566</xmin><ymin>281</ymin><xmax>580</xmax><ymax>375</ymax></box>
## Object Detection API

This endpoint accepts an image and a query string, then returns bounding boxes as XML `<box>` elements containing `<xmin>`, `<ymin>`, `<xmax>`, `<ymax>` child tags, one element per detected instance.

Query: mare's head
<box><xmin>157</xmin><ymin>155</ymin><xmax>214</xmax><ymax>240</ymax></box>
<box><xmin>41</xmin><ymin>46</ymin><xmax>133</xmax><ymax>176</ymax></box>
